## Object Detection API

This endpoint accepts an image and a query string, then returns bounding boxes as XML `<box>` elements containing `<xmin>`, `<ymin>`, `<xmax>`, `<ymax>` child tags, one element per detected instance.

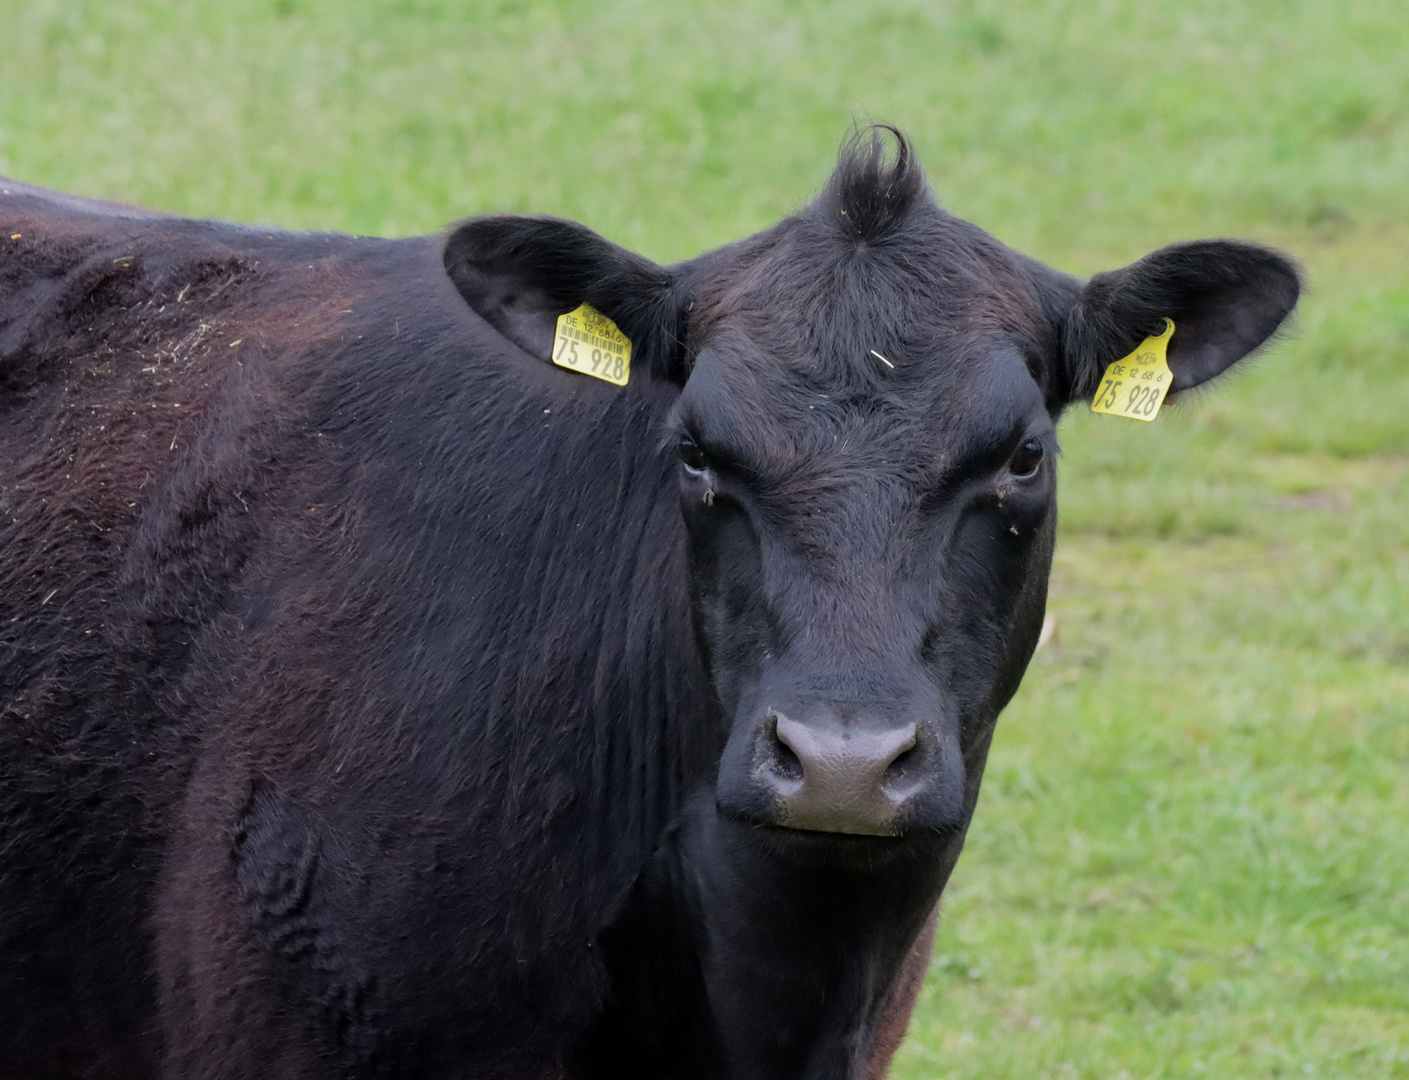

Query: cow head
<box><xmin>445</xmin><ymin>128</ymin><xmax>1299</xmax><ymax>844</ymax></box>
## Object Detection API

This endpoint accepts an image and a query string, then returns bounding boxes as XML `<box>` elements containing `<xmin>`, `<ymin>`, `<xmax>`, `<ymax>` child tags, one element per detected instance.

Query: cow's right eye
<box><xmin>677</xmin><ymin>434</ymin><xmax>709</xmax><ymax>473</ymax></box>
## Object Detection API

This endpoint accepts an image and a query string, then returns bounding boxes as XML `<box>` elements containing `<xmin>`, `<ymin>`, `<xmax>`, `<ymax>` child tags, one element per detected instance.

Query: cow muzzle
<box><xmin>716</xmin><ymin>705</ymin><xmax>962</xmax><ymax>838</ymax></box>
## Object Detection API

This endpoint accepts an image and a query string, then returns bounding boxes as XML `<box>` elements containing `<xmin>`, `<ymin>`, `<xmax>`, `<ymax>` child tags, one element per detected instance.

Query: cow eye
<box><xmin>1008</xmin><ymin>438</ymin><xmax>1045</xmax><ymax>478</ymax></box>
<box><xmin>676</xmin><ymin>434</ymin><xmax>709</xmax><ymax>473</ymax></box>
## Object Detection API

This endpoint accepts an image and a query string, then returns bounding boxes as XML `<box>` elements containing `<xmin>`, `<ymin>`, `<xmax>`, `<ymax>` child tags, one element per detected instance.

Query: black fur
<box><xmin>821</xmin><ymin>125</ymin><xmax>926</xmax><ymax>244</ymax></box>
<box><xmin>0</xmin><ymin>130</ymin><xmax>1299</xmax><ymax>1079</ymax></box>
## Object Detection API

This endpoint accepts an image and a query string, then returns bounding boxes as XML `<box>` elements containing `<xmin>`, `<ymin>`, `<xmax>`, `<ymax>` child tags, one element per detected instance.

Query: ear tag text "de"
<box><xmin>1091</xmin><ymin>318</ymin><xmax>1175</xmax><ymax>421</ymax></box>
<box><xmin>552</xmin><ymin>303</ymin><xmax>631</xmax><ymax>386</ymax></box>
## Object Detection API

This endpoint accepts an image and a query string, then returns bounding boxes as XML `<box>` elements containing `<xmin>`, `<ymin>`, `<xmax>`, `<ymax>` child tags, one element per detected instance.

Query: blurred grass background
<box><xmin>2</xmin><ymin>0</ymin><xmax>1405</xmax><ymax>1075</ymax></box>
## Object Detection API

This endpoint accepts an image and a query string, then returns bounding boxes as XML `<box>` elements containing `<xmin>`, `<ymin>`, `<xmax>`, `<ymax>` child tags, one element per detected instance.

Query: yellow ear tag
<box><xmin>551</xmin><ymin>303</ymin><xmax>632</xmax><ymax>386</ymax></box>
<box><xmin>1091</xmin><ymin>318</ymin><xmax>1175</xmax><ymax>421</ymax></box>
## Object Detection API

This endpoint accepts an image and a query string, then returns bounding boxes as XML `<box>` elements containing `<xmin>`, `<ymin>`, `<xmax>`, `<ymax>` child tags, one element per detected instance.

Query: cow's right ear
<box><xmin>444</xmin><ymin>216</ymin><xmax>686</xmax><ymax>382</ymax></box>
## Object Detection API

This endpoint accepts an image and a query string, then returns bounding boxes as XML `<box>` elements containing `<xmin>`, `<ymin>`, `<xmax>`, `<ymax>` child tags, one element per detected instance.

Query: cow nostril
<box><xmin>762</xmin><ymin>710</ymin><xmax>805</xmax><ymax>784</ymax></box>
<box><xmin>771</xmin><ymin>737</ymin><xmax>804</xmax><ymax>783</ymax></box>
<box><xmin>883</xmin><ymin>742</ymin><xmax>918</xmax><ymax>783</ymax></box>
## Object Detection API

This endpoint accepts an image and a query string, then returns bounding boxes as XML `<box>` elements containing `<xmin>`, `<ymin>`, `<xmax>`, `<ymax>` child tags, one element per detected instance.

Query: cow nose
<box><xmin>761</xmin><ymin>711</ymin><xmax>920</xmax><ymax>836</ymax></box>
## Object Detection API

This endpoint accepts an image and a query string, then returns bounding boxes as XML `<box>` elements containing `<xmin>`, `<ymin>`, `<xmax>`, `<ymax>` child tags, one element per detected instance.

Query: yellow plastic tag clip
<box><xmin>551</xmin><ymin>303</ymin><xmax>631</xmax><ymax>386</ymax></box>
<box><xmin>1091</xmin><ymin>318</ymin><xmax>1175</xmax><ymax>421</ymax></box>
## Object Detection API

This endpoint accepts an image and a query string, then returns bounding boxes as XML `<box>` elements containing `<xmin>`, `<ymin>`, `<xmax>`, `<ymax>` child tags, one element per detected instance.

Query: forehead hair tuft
<box><xmin>818</xmin><ymin>124</ymin><xmax>926</xmax><ymax>245</ymax></box>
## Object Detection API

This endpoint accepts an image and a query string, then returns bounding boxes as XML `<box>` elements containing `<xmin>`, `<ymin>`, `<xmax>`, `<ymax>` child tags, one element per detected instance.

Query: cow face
<box><xmin>671</xmin><ymin>300</ymin><xmax>1056</xmax><ymax>840</ymax></box>
<box><xmin>445</xmin><ymin>128</ymin><xmax>1299</xmax><ymax>843</ymax></box>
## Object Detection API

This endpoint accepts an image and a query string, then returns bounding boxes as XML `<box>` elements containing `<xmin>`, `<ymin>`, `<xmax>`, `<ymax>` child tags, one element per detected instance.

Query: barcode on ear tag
<box><xmin>1091</xmin><ymin>318</ymin><xmax>1175</xmax><ymax>421</ymax></box>
<box><xmin>551</xmin><ymin>303</ymin><xmax>631</xmax><ymax>386</ymax></box>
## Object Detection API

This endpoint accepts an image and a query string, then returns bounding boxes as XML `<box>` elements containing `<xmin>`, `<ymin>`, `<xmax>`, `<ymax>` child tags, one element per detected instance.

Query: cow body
<box><xmin>0</xmin><ymin>133</ymin><xmax>1298</xmax><ymax>1079</ymax></box>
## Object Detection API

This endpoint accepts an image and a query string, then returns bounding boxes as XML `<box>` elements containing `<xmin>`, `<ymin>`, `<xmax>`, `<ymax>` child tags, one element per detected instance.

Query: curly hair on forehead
<box><xmin>679</xmin><ymin>125</ymin><xmax>931</xmax><ymax>356</ymax></box>
<box><xmin>817</xmin><ymin>123</ymin><xmax>927</xmax><ymax>244</ymax></box>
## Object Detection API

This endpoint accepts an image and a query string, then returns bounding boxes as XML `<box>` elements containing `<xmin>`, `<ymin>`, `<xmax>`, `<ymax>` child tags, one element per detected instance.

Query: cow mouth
<box><xmin>723</xmin><ymin>816</ymin><xmax>918</xmax><ymax>871</ymax></box>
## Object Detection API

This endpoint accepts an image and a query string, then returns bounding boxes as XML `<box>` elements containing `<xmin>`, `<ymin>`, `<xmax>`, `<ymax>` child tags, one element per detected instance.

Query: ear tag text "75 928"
<box><xmin>1091</xmin><ymin>318</ymin><xmax>1175</xmax><ymax>421</ymax></box>
<box><xmin>552</xmin><ymin>303</ymin><xmax>632</xmax><ymax>386</ymax></box>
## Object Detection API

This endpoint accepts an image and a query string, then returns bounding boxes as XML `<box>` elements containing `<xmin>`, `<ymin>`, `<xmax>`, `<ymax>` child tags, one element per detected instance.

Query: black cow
<box><xmin>0</xmin><ymin>129</ymin><xmax>1298</xmax><ymax>1079</ymax></box>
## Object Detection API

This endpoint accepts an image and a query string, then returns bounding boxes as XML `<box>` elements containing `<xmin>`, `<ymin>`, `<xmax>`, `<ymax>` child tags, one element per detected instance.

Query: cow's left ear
<box><xmin>1055</xmin><ymin>239</ymin><xmax>1301</xmax><ymax>407</ymax></box>
<box><xmin>444</xmin><ymin>215</ymin><xmax>685</xmax><ymax>381</ymax></box>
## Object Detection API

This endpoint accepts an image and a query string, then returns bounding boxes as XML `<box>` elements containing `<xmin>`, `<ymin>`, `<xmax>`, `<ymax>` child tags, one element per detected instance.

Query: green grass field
<box><xmin>2</xmin><ymin>1</ymin><xmax>1405</xmax><ymax>1075</ymax></box>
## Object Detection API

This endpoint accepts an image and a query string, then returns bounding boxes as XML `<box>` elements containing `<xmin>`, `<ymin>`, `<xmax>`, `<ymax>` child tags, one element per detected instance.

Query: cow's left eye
<box><xmin>1008</xmin><ymin>438</ymin><xmax>1044</xmax><ymax>478</ymax></box>
<box><xmin>677</xmin><ymin>434</ymin><xmax>709</xmax><ymax>473</ymax></box>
